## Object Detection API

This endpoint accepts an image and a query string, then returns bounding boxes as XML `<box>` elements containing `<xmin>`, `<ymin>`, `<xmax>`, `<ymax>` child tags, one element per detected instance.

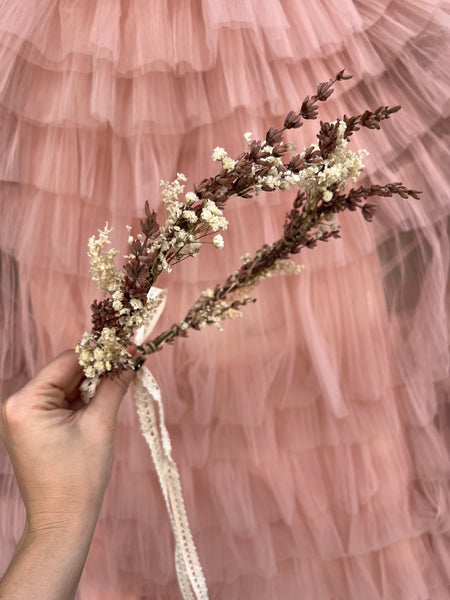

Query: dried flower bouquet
<box><xmin>75</xmin><ymin>71</ymin><xmax>420</xmax><ymax>379</ymax></box>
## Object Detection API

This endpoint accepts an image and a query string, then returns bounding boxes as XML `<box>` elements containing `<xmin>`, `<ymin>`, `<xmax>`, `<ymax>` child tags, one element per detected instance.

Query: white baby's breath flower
<box><xmin>183</xmin><ymin>242</ymin><xmax>201</xmax><ymax>256</ymax></box>
<box><xmin>93</xmin><ymin>348</ymin><xmax>104</xmax><ymax>360</ymax></box>
<box><xmin>185</xmin><ymin>192</ymin><xmax>198</xmax><ymax>204</ymax></box>
<box><xmin>212</xmin><ymin>147</ymin><xmax>227</xmax><ymax>161</ymax></box>
<box><xmin>85</xmin><ymin>366</ymin><xmax>95</xmax><ymax>378</ymax></box>
<box><xmin>183</xmin><ymin>210</ymin><xmax>197</xmax><ymax>223</ymax></box>
<box><xmin>200</xmin><ymin>201</ymin><xmax>228</xmax><ymax>232</ymax></box>
<box><xmin>201</xmin><ymin>208</ymin><xmax>212</xmax><ymax>222</ymax></box>
<box><xmin>212</xmin><ymin>234</ymin><xmax>224</xmax><ymax>249</ymax></box>
<box><xmin>323</xmin><ymin>190</ymin><xmax>333</xmax><ymax>202</ymax></box>
<box><xmin>130</xmin><ymin>299</ymin><xmax>143</xmax><ymax>310</ymax></box>
<box><xmin>222</xmin><ymin>156</ymin><xmax>236</xmax><ymax>171</ymax></box>
<box><xmin>87</xmin><ymin>223</ymin><xmax>124</xmax><ymax>294</ymax></box>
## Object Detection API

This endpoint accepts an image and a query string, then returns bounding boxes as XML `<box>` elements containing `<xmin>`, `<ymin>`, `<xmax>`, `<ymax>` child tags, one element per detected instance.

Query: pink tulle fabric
<box><xmin>1</xmin><ymin>1</ymin><xmax>449</xmax><ymax>598</ymax></box>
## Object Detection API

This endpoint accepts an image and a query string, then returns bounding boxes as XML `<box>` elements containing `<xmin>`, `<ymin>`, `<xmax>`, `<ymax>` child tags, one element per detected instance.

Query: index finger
<box><xmin>29</xmin><ymin>350</ymin><xmax>84</xmax><ymax>400</ymax></box>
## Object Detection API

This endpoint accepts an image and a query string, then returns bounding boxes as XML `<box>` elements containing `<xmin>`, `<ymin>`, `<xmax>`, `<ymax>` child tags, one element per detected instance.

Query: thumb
<box><xmin>87</xmin><ymin>368</ymin><xmax>135</xmax><ymax>429</ymax></box>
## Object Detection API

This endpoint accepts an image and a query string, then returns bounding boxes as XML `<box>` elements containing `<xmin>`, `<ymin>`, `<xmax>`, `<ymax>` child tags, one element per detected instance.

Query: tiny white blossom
<box><xmin>130</xmin><ymin>299</ymin><xmax>143</xmax><ymax>310</ymax></box>
<box><xmin>87</xmin><ymin>223</ymin><xmax>124</xmax><ymax>294</ymax></box>
<box><xmin>183</xmin><ymin>242</ymin><xmax>201</xmax><ymax>256</ymax></box>
<box><xmin>222</xmin><ymin>156</ymin><xmax>236</xmax><ymax>171</ymax></box>
<box><xmin>212</xmin><ymin>147</ymin><xmax>227</xmax><ymax>161</ymax></box>
<box><xmin>212</xmin><ymin>234</ymin><xmax>224</xmax><ymax>249</ymax></box>
<box><xmin>183</xmin><ymin>210</ymin><xmax>198</xmax><ymax>223</ymax></box>
<box><xmin>201</xmin><ymin>208</ymin><xmax>212</xmax><ymax>222</ymax></box>
<box><xmin>185</xmin><ymin>192</ymin><xmax>198</xmax><ymax>204</ymax></box>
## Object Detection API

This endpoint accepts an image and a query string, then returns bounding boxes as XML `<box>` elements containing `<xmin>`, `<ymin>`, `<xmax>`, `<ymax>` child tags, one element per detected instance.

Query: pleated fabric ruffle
<box><xmin>0</xmin><ymin>1</ymin><xmax>449</xmax><ymax>598</ymax></box>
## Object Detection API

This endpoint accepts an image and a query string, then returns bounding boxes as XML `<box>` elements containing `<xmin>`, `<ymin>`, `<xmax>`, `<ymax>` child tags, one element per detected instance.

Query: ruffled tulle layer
<box><xmin>0</xmin><ymin>0</ymin><xmax>449</xmax><ymax>598</ymax></box>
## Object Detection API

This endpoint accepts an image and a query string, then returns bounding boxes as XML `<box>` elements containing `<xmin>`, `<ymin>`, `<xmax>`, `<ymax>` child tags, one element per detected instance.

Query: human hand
<box><xmin>0</xmin><ymin>349</ymin><xmax>134</xmax><ymax>534</ymax></box>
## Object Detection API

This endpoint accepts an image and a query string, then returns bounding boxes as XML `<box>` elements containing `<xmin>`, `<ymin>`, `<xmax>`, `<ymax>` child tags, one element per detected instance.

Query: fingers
<box><xmin>30</xmin><ymin>350</ymin><xmax>84</xmax><ymax>402</ymax></box>
<box><xmin>1</xmin><ymin>351</ymin><xmax>83</xmax><ymax>416</ymax></box>
<box><xmin>87</xmin><ymin>368</ymin><xmax>135</xmax><ymax>429</ymax></box>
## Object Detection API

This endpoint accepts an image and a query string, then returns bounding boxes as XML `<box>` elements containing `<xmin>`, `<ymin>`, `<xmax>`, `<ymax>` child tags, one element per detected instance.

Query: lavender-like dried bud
<box><xmin>315</xmin><ymin>81</ymin><xmax>334</xmax><ymax>101</ymax></box>
<box><xmin>317</xmin><ymin>121</ymin><xmax>340</xmax><ymax>158</ymax></box>
<box><xmin>140</xmin><ymin>213</ymin><xmax>159</xmax><ymax>238</ymax></box>
<box><xmin>266</xmin><ymin>127</ymin><xmax>284</xmax><ymax>145</ymax></box>
<box><xmin>362</xmin><ymin>203</ymin><xmax>377</xmax><ymax>222</ymax></box>
<box><xmin>300</xmin><ymin>97</ymin><xmax>319</xmax><ymax>120</ymax></box>
<box><xmin>91</xmin><ymin>298</ymin><xmax>121</xmax><ymax>334</ymax></box>
<box><xmin>287</xmin><ymin>155</ymin><xmax>303</xmax><ymax>173</ymax></box>
<box><xmin>284</xmin><ymin>110</ymin><xmax>303</xmax><ymax>129</ymax></box>
<box><xmin>336</xmin><ymin>69</ymin><xmax>353</xmax><ymax>81</ymax></box>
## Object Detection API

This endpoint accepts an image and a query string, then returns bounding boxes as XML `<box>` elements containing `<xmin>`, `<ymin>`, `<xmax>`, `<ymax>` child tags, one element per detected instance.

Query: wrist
<box><xmin>24</xmin><ymin>498</ymin><xmax>101</xmax><ymax>543</ymax></box>
<box><xmin>1</xmin><ymin>512</ymin><xmax>98</xmax><ymax>600</ymax></box>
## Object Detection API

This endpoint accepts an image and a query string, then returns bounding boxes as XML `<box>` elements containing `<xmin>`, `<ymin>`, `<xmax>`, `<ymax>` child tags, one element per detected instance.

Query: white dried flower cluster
<box><xmin>262</xmin><ymin>259</ymin><xmax>305</xmax><ymax>278</ymax></box>
<box><xmin>160</xmin><ymin>172</ymin><xmax>187</xmax><ymax>230</ymax></box>
<box><xmin>248</xmin><ymin>121</ymin><xmax>367</xmax><ymax>201</ymax></box>
<box><xmin>76</xmin><ymin>293</ymin><xmax>163</xmax><ymax>378</ymax></box>
<box><xmin>190</xmin><ymin>259</ymin><xmax>304</xmax><ymax>332</ymax></box>
<box><xmin>76</xmin><ymin>328</ymin><xmax>131</xmax><ymax>378</ymax></box>
<box><xmin>316</xmin><ymin>220</ymin><xmax>340</xmax><ymax>239</ymax></box>
<box><xmin>296</xmin><ymin>122</ymin><xmax>368</xmax><ymax>201</ymax></box>
<box><xmin>211</xmin><ymin>146</ymin><xmax>236</xmax><ymax>172</ymax></box>
<box><xmin>87</xmin><ymin>223</ymin><xmax>124</xmax><ymax>294</ymax></box>
<box><xmin>253</xmin><ymin>140</ymin><xmax>292</xmax><ymax>194</ymax></box>
<box><xmin>212</xmin><ymin>234</ymin><xmax>224</xmax><ymax>249</ymax></box>
<box><xmin>200</xmin><ymin>199</ymin><xmax>228</xmax><ymax>232</ymax></box>
<box><xmin>149</xmin><ymin>174</ymin><xmax>228</xmax><ymax>273</ymax></box>
<box><xmin>191</xmin><ymin>295</ymin><xmax>242</xmax><ymax>331</ymax></box>
<box><xmin>183</xmin><ymin>210</ymin><xmax>197</xmax><ymax>223</ymax></box>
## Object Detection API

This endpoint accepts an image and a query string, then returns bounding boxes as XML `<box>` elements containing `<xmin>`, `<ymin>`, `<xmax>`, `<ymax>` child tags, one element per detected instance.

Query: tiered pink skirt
<box><xmin>1</xmin><ymin>1</ymin><xmax>449</xmax><ymax>598</ymax></box>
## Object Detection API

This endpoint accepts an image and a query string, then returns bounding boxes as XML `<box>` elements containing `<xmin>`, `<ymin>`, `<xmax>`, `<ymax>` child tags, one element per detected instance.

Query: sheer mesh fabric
<box><xmin>0</xmin><ymin>1</ymin><xmax>449</xmax><ymax>598</ymax></box>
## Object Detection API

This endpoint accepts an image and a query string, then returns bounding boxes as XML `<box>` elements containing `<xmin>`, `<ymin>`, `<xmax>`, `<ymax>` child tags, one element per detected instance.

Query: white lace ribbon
<box><xmin>81</xmin><ymin>287</ymin><xmax>209</xmax><ymax>600</ymax></box>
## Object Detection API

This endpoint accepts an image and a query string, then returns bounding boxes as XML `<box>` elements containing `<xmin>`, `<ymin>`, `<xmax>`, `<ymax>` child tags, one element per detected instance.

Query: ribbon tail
<box><xmin>134</xmin><ymin>366</ymin><xmax>209</xmax><ymax>600</ymax></box>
